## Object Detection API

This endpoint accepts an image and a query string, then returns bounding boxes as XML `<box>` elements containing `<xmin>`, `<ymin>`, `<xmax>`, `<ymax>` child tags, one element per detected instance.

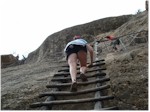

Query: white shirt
<box><xmin>64</xmin><ymin>39</ymin><xmax>87</xmax><ymax>52</ymax></box>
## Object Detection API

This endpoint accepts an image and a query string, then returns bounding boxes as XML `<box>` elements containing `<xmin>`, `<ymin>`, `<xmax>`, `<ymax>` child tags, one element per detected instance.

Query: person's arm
<box><xmin>86</xmin><ymin>44</ymin><xmax>94</xmax><ymax>66</ymax></box>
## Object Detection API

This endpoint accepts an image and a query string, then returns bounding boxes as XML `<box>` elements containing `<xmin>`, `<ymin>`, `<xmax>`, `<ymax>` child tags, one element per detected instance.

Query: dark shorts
<box><xmin>65</xmin><ymin>44</ymin><xmax>87</xmax><ymax>60</ymax></box>
<box><xmin>114</xmin><ymin>39</ymin><xmax>120</xmax><ymax>45</ymax></box>
<box><xmin>110</xmin><ymin>39</ymin><xmax>120</xmax><ymax>50</ymax></box>
<box><xmin>110</xmin><ymin>39</ymin><xmax>120</xmax><ymax>46</ymax></box>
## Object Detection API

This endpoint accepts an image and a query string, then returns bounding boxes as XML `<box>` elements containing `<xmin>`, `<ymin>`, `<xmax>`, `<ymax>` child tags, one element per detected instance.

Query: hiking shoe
<box><xmin>70</xmin><ymin>82</ymin><xmax>77</xmax><ymax>92</ymax></box>
<box><xmin>80</xmin><ymin>73</ymin><xmax>88</xmax><ymax>82</ymax></box>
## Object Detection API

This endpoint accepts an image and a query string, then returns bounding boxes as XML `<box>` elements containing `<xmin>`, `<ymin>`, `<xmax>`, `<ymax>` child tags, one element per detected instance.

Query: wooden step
<box><xmin>54</xmin><ymin>68</ymin><xmax>106</xmax><ymax>77</ymax></box>
<box><xmin>46</xmin><ymin>77</ymin><xmax>110</xmax><ymax>88</ymax></box>
<box><xmin>30</xmin><ymin>95</ymin><xmax>114</xmax><ymax>108</ymax></box>
<box><xmin>102</xmin><ymin>106</ymin><xmax>119</xmax><ymax>110</ymax></box>
<box><xmin>51</xmin><ymin>73</ymin><xmax>106</xmax><ymax>81</ymax></box>
<box><xmin>58</xmin><ymin>63</ymin><xmax>105</xmax><ymax>72</ymax></box>
<box><xmin>39</xmin><ymin>85</ymin><xmax>110</xmax><ymax>98</ymax></box>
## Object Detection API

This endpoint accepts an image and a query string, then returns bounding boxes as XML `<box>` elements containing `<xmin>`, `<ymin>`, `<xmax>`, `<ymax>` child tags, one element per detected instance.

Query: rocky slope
<box><xmin>1</xmin><ymin>11</ymin><xmax>148</xmax><ymax>110</ymax></box>
<box><xmin>25</xmin><ymin>14</ymin><xmax>133</xmax><ymax>63</ymax></box>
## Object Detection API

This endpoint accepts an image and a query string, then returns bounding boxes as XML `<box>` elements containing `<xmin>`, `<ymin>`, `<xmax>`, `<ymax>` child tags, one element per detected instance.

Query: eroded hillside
<box><xmin>25</xmin><ymin>14</ymin><xmax>133</xmax><ymax>63</ymax></box>
<box><xmin>1</xmin><ymin>11</ymin><xmax>148</xmax><ymax>110</ymax></box>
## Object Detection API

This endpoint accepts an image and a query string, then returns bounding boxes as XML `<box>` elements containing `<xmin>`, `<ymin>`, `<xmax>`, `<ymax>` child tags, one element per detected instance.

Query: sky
<box><xmin>0</xmin><ymin>0</ymin><xmax>145</xmax><ymax>59</ymax></box>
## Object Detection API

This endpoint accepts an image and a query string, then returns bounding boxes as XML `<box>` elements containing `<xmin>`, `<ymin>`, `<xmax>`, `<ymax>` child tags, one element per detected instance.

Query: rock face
<box><xmin>113</xmin><ymin>11</ymin><xmax>148</xmax><ymax>36</ymax></box>
<box><xmin>25</xmin><ymin>15</ymin><xmax>133</xmax><ymax>63</ymax></box>
<box><xmin>1</xmin><ymin>54</ymin><xmax>18</xmax><ymax>68</ymax></box>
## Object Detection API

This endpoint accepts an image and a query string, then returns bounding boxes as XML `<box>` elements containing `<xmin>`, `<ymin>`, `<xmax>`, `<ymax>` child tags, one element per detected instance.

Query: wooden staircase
<box><xmin>30</xmin><ymin>59</ymin><xmax>118</xmax><ymax>110</ymax></box>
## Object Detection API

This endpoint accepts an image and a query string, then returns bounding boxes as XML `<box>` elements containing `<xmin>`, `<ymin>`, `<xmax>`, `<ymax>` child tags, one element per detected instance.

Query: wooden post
<box><xmin>119</xmin><ymin>38</ymin><xmax>127</xmax><ymax>51</ymax></box>
<box><xmin>93</xmin><ymin>42</ymin><xmax>103</xmax><ymax>109</ymax></box>
<box><xmin>94</xmin><ymin>41</ymin><xmax>99</xmax><ymax>61</ymax></box>
<box><xmin>146</xmin><ymin>0</ymin><xmax>148</xmax><ymax>11</ymax></box>
<box><xmin>94</xmin><ymin>79</ymin><xmax>103</xmax><ymax>109</ymax></box>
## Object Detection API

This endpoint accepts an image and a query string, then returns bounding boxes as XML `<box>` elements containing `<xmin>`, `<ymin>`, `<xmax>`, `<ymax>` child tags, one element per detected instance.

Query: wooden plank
<box><xmin>58</xmin><ymin>63</ymin><xmax>105</xmax><ymax>72</ymax></box>
<box><xmin>39</xmin><ymin>85</ymin><xmax>110</xmax><ymax>98</ymax></box>
<box><xmin>46</xmin><ymin>77</ymin><xmax>110</xmax><ymax>88</ymax></box>
<box><xmin>88</xmin><ymin>62</ymin><xmax>106</xmax><ymax>68</ymax></box>
<box><xmin>58</xmin><ymin>69</ymin><xmax>69</xmax><ymax>72</ymax></box>
<box><xmin>93</xmin><ymin>59</ymin><xmax>105</xmax><ymax>63</ymax></box>
<box><xmin>54</xmin><ymin>68</ymin><xmax>106</xmax><ymax>77</ymax></box>
<box><xmin>51</xmin><ymin>73</ymin><xmax>106</xmax><ymax>81</ymax></box>
<box><xmin>102</xmin><ymin>106</ymin><xmax>118</xmax><ymax>110</ymax></box>
<box><xmin>86</xmin><ymin>68</ymin><xmax>106</xmax><ymax>73</ymax></box>
<box><xmin>30</xmin><ymin>96</ymin><xmax>114</xmax><ymax>108</ymax></box>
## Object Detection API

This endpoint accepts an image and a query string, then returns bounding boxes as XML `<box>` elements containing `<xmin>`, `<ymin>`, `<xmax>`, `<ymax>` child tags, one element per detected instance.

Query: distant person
<box><xmin>105</xmin><ymin>35</ymin><xmax>121</xmax><ymax>52</ymax></box>
<box><xmin>16</xmin><ymin>55</ymin><xmax>19</xmax><ymax>60</ymax></box>
<box><xmin>64</xmin><ymin>35</ymin><xmax>94</xmax><ymax>92</ymax></box>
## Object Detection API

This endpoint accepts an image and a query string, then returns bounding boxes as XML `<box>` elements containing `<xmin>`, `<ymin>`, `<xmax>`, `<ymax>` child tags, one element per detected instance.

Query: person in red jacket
<box><xmin>105</xmin><ymin>35</ymin><xmax>121</xmax><ymax>51</ymax></box>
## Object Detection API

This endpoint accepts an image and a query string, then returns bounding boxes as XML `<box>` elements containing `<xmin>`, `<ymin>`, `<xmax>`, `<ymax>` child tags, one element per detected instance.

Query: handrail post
<box><xmin>94</xmin><ymin>40</ymin><xmax>103</xmax><ymax>110</ymax></box>
<box><xmin>94</xmin><ymin>41</ymin><xmax>99</xmax><ymax>61</ymax></box>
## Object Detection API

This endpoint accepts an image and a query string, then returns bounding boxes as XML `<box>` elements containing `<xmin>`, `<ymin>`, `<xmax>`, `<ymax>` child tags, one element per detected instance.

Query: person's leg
<box><xmin>115</xmin><ymin>40</ymin><xmax>121</xmax><ymax>51</ymax></box>
<box><xmin>77</xmin><ymin>50</ymin><xmax>88</xmax><ymax>81</ymax></box>
<box><xmin>77</xmin><ymin>50</ymin><xmax>87</xmax><ymax>73</ymax></box>
<box><xmin>68</xmin><ymin>53</ymin><xmax>78</xmax><ymax>83</ymax></box>
<box><xmin>68</xmin><ymin>53</ymin><xmax>78</xmax><ymax>92</ymax></box>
